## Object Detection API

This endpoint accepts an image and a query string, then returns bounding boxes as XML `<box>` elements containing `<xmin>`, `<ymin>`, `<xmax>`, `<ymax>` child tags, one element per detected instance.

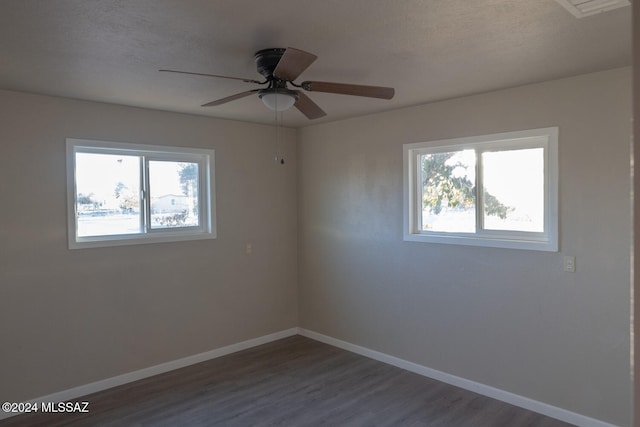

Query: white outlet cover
<box><xmin>563</xmin><ymin>256</ymin><xmax>576</xmax><ymax>272</ymax></box>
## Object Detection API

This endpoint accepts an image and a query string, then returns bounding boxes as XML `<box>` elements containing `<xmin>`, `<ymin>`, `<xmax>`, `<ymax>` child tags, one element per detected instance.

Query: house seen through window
<box><xmin>67</xmin><ymin>139</ymin><xmax>216</xmax><ymax>249</ymax></box>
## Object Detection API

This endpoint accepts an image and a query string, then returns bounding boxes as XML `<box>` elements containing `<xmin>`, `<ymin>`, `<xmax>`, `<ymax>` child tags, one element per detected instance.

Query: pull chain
<box><xmin>274</xmin><ymin>95</ymin><xmax>284</xmax><ymax>165</ymax></box>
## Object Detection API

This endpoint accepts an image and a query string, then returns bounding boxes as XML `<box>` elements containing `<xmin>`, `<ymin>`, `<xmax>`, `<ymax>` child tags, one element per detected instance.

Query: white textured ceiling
<box><xmin>0</xmin><ymin>0</ymin><xmax>631</xmax><ymax>127</ymax></box>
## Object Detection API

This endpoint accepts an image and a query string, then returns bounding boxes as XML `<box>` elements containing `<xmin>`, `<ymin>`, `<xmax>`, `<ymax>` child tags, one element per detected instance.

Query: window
<box><xmin>403</xmin><ymin>128</ymin><xmax>558</xmax><ymax>251</ymax></box>
<box><xmin>66</xmin><ymin>139</ymin><xmax>216</xmax><ymax>249</ymax></box>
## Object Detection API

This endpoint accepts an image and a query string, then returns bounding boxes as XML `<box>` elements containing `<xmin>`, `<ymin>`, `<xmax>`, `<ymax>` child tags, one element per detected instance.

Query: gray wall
<box><xmin>298</xmin><ymin>67</ymin><xmax>631</xmax><ymax>426</ymax></box>
<box><xmin>0</xmin><ymin>67</ymin><xmax>632</xmax><ymax>426</ymax></box>
<box><xmin>0</xmin><ymin>90</ymin><xmax>299</xmax><ymax>401</ymax></box>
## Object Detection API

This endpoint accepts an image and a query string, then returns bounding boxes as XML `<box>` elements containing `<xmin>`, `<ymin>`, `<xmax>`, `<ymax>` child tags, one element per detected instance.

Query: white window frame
<box><xmin>66</xmin><ymin>138</ymin><xmax>216</xmax><ymax>249</ymax></box>
<box><xmin>403</xmin><ymin>127</ymin><xmax>558</xmax><ymax>251</ymax></box>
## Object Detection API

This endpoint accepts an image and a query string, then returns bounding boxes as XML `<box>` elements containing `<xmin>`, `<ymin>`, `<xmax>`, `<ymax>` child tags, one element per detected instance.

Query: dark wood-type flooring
<box><xmin>1</xmin><ymin>335</ymin><xmax>574</xmax><ymax>426</ymax></box>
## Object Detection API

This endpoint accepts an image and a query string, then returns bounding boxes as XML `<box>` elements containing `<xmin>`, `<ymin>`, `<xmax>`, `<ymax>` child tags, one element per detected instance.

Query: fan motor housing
<box><xmin>254</xmin><ymin>48</ymin><xmax>286</xmax><ymax>79</ymax></box>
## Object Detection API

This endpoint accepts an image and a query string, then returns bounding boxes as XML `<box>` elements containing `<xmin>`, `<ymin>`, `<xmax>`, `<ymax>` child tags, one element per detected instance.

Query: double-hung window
<box><xmin>403</xmin><ymin>127</ymin><xmax>558</xmax><ymax>251</ymax></box>
<box><xmin>66</xmin><ymin>138</ymin><xmax>216</xmax><ymax>249</ymax></box>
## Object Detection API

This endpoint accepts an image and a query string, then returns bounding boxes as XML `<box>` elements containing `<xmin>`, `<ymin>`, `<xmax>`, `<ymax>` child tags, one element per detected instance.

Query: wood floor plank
<box><xmin>0</xmin><ymin>336</ymin><xmax>574</xmax><ymax>426</ymax></box>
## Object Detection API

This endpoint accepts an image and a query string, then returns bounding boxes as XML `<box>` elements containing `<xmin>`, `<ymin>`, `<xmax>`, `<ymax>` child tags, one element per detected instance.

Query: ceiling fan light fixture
<box><xmin>165</xmin><ymin>47</ymin><xmax>391</xmax><ymax>119</ymax></box>
<box><xmin>259</xmin><ymin>88</ymin><xmax>298</xmax><ymax>111</ymax></box>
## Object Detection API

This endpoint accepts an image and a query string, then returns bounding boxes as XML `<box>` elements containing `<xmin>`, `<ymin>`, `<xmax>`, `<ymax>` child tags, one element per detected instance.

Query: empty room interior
<box><xmin>0</xmin><ymin>1</ymin><xmax>635</xmax><ymax>426</ymax></box>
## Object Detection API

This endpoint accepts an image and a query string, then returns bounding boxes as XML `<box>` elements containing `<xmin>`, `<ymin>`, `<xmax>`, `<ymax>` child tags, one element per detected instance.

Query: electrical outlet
<box><xmin>245</xmin><ymin>243</ymin><xmax>252</xmax><ymax>255</ymax></box>
<box><xmin>563</xmin><ymin>256</ymin><xmax>575</xmax><ymax>272</ymax></box>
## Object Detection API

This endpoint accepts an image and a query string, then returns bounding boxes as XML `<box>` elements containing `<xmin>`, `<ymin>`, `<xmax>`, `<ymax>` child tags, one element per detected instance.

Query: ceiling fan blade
<box><xmin>201</xmin><ymin>89</ymin><xmax>260</xmax><ymax>107</ymax></box>
<box><xmin>302</xmin><ymin>81</ymin><xmax>395</xmax><ymax>100</ymax></box>
<box><xmin>160</xmin><ymin>69</ymin><xmax>265</xmax><ymax>85</ymax></box>
<box><xmin>294</xmin><ymin>91</ymin><xmax>326</xmax><ymax>120</ymax></box>
<box><xmin>273</xmin><ymin>47</ymin><xmax>318</xmax><ymax>81</ymax></box>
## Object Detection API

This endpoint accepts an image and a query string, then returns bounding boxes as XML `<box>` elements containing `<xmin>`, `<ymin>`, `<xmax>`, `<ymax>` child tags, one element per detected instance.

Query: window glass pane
<box><xmin>149</xmin><ymin>161</ymin><xmax>199</xmax><ymax>229</ymax></box>
<box><xmin>75</xmin><ymin>153</ymin><xmax>141</xmax><ymax>236</ymax></box>
<box><xmin>420</xmin><ymin>150</ymin><xmax>476</xmax><ymax>232</ymax></box>
<box><xmin>482</xmin><ymin>148</ymin><xmax>544</xmax><ymax>232</ymax></box>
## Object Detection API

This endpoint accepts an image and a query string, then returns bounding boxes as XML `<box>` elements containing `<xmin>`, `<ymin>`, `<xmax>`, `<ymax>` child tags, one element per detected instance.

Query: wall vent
<box><xmin>555</xmin><ymin>0</ymin><xmax>631</xmax><ymax>18</ymax></box>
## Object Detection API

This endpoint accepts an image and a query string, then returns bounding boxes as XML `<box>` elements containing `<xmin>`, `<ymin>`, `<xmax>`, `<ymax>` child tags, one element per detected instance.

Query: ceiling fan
<box><xmin>160</xmin><ymin>47</ymin><xmax>395</xmax><ymax>120</ymax></box>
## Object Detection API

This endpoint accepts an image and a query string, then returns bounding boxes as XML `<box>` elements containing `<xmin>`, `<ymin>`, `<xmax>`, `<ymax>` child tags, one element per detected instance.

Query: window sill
<box><xmin>403</xmin><ymin>231</ymin><xmax>558</xmax><ymax>252</ymax></box>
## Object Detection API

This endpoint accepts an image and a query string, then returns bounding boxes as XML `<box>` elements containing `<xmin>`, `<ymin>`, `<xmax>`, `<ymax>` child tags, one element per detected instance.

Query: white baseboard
<box><xmin>298</xmin><ymin>328</ymin><xmax>619</xmax><ymax>427</ymax></box>
<box><xmin>1</xmin><ymin>327</ymin><xmax>621</xmax><ymax>426</ymax></box>
<box><xmin>0</xmin><ymin>328</ymin><xmax>298</xmax><ymax>421</ymax></box>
